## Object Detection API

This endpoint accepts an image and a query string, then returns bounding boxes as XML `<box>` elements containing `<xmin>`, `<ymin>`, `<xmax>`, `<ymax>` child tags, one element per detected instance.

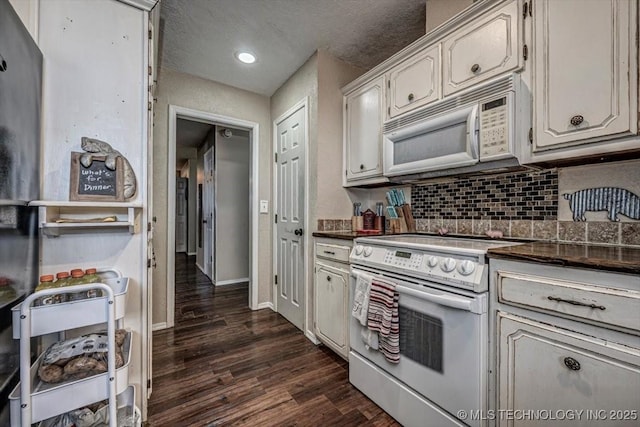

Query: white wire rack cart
<box><xmin>9</xmin><ymin>270</ymin><xmax>131</xmax><ymax>426</ymax></box>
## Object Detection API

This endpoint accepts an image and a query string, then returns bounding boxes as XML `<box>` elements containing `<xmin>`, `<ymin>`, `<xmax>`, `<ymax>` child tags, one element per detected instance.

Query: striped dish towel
<box><xmin>367</xmin><ymin>279</ymin><xmax>399</xmax><ymax>363</ymax></box>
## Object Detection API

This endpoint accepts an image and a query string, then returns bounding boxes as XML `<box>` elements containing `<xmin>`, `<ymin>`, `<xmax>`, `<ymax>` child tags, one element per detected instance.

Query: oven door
<box><xmin>383</xmin><ymin>103</ymin><xmax>479</xmax><ymax>177</ymax></box>
<box><xmin>350</xmin><ymin>265</ymin><xmax>487</xmax><ymax>422</ymax></box>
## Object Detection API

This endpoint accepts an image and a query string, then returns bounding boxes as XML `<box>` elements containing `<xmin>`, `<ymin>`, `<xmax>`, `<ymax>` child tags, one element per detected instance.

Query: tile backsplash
<box><xmin>411</xmin><ymin>169</ymin><xmax>558</xmax><ymax>220</ymax></box>
<box><xmin>317</xmin><ymin>161</ymin><xmax>640</xmax><ymax>247</ymax></box>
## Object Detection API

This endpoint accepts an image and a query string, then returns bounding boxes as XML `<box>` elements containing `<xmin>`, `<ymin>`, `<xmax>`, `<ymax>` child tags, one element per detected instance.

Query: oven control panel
<box><xmin>383</xmin><ymin>250</ymin><xmax>422</xmax><ymax>269</ymax></box>
<box><xmin>351</xmin><ymin>245</ymin><xmax>487</xmax><ymax>292</ymax></box>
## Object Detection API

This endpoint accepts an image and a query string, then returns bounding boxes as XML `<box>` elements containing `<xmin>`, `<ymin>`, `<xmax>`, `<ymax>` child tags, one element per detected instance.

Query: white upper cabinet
<box><xmin>443</xmin><ymin>0</ymin><xmax>522</xmax><ymax>96</ymax></box>
<box><xmin>343</xmin><ymin>76</ymin><xmax>387</xmax><ymax>185</ymax></box>
<box><xmin>532</xmin><ymin>0</ymin><xmax>638</xmax><ymax>152</ymax></box>
<box><xmin>387</xmin><ymin>45</ymin><xmax>441</xmax><ymax>119</ymax></box>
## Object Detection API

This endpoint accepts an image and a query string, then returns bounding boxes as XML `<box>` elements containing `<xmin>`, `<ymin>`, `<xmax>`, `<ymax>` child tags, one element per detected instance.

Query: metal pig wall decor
<box><xmin>563</xmin><ymin>187</ymin><xmax>640</xmax><ymax>222</ymax></box>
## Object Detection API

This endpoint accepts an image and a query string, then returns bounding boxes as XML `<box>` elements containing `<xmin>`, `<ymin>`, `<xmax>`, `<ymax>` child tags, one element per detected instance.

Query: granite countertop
<box><xmin>312</xmin><ymin>231</ymin><xmax>389</xmax><ymax>240</ymax></box>
<box><xmin>488</xmin><ymin>241</ymin><xmax>640</xmax><ymax>275</ymax></box>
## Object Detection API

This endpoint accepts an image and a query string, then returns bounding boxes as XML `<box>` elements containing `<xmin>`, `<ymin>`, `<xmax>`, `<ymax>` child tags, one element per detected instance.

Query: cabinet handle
<box><xmin>359</xmin><ymin>164</ymin><xmax>365</xmax><ymax>170</ymax></box>
<box><xmin>570</xmin><ymin>115</ymin><xmax>584</xmax><ymax>126</ymax></box>
<box><xmin>547</xmin><ymin>296</ymin><xmax>605</xmax><ymax>310</ymax></box>
<box><xmin>471</xmin><ymin>63</ymin><xmax>480</xmax><ymax>73</ymax></box>
<box><xmin>323</xmin><ymin>250</ymin><xmax>336</xmax><ymax>255</ymax></box>
<box><xmin>407</xmin><ymin>93</ymin><xmax>415</xmax><ymax>101</ymax></box>
<box><xmin>563</xmin><ymin>357</ymin><xmax>581</xmax><ymax>371</ymax></box>
<box><xmin>327</xmin><ymin>276</ymin><xmax>332</xmax><ymax>281</ymax></box>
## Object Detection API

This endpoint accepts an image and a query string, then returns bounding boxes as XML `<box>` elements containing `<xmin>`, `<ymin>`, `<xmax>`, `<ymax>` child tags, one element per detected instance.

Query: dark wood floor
<box><xmin>147</xmin><ymin>253</ymin><xmax>399</xmax><ymax>426</ymax></box>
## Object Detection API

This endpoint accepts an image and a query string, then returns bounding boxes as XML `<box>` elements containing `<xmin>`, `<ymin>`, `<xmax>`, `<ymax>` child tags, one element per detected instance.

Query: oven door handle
<box><xmin>396</xmin><ymin>284</ymin><xmax>481</xmax><ymax>313</ymax></box>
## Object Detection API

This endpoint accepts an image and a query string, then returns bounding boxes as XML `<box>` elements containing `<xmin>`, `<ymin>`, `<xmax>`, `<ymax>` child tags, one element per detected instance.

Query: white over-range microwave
<box><xmin>383</xmin><ymin>73</ymin><xmax>529</xmax><ymax>178</ymax></box>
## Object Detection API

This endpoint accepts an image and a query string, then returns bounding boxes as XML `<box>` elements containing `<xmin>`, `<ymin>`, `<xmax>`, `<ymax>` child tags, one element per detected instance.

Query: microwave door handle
<box><xmin>395</xmin><ymin>284</ymin><xmax>478</xmax><ymax>313</ymax></box>
<box><xmin>468</xmin><ymin>104</ymin><xmax>480</xmax><ymax>159</ymax></box>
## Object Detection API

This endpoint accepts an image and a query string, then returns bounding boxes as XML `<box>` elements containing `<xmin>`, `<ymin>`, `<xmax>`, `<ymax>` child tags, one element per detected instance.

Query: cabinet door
<box><xmin>344</xmin><ymin>76</ymin><xmax>384</xmax><ymax>182</ymax></box>
<box><xmin>314</xmin><ymin>262</ymin><xmax>348</xmax><ymax>357</ymax></box>
<box><xmin>497</xmin><ymin>312</ymin><xmax>640</xmax><ymax>426</ymax></box>
<box><xmin>387</xmin><ymin>45</ymin><xmax>441</xmax><ymax>119</ymax></box>
<box><xmin>533</xmin><ymin>0</ymin><xmax>637</xmax><ymax>151</ymax></box>
<box><xmin>443</xmin><ymin>0</ymin><xmax>521</xmax><ymax>96</ymax></box>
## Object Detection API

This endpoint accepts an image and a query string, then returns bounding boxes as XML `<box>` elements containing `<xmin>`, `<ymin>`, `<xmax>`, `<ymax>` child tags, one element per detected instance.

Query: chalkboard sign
<box><xmin>69</xmin><ymin>152</ymin><xmax>124</xmax><ymax>201</ymax></box>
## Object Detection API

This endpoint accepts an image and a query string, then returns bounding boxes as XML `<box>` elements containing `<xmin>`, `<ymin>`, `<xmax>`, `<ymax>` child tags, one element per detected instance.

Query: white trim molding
<box><xmin>152</xmin><ymin>322</ymin><xmax>168</xmax><ymax>332</ymax></box>
<box><xmin>257</xmin><ymin>302</ymin><xmax>275</xmax><ymax>311</ymax></box>
<box><xmin>117</xmin><ymin>0</ymin><xmax>158</xmax><ymax>12</ymax></box>
<box><xmin>215</xmin><ymin>278</ymin><xmax>250</xmax><ymax>286</ymax></box>
<box><xmin>167</xmin><ymin>105</ymin><xmax>261</xmax><ymax>329</ymax></box>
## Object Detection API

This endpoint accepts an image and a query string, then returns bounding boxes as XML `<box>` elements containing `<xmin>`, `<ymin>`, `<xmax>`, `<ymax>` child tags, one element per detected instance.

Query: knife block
<box><xmin>389</xmin><ymin>218</ymin><xmax>407</xmax><ymax>233</ymax></box>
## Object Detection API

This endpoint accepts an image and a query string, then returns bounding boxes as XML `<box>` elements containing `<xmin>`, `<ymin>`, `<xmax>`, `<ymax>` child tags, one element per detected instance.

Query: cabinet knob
<box><xmin>407</xmin><ymin>93</ymin><xmax>415</xmax><ymax>101</ymax></box>
<box><xmin>563</xmin><ymin>357</ymin><xmax>581</xmax><ymax>371</ymax></box>
<box><xmin>360</xmin><ymin>164</ymin><xmax>365</xmax><ymax>170</ymax></box>
<box><xmin>327</xmin><ymin>276</ymin><xmax>332</xmax><ymax>281</ymax></box>
<box><xmin>570</xmin><ymin>115</ymin><xmax>584</xmax><ymax>126</ymax></box>
<box><xmin>471</xmin><ymin>63</ymin><xmax>481</xmax><ymax>73</ymax></box>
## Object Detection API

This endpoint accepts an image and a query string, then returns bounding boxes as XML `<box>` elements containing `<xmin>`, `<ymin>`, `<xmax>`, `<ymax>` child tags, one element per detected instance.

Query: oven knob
<box><xmin>427</xmin><ymin>256</ymin><xmax>439</xmax><ymax>268</ymax></box>
<box><xmin>457</xmin><ymin>260</ymin><xmax>476</xmax><ymax>276</ymax></box>
<box><xmin>440</xmin><ymin>257</ymin><xmax>457</xmax><ymax>272</ymax></box>
<box><xmin>363</xmin><ymin>246</ymin><xmax>373</xmax><ymax>257</ymax></box>
<box><xmin>354</xmin><ymin>245</ymin><xmax>364</xmax><ymax>255</ymax></box>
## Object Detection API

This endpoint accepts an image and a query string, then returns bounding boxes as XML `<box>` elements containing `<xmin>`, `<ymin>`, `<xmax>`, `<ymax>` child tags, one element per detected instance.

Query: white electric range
<box><xmin>348</xmin><ymin>234</ymin><xmax>519</xmax><ymax>427</ymax></box>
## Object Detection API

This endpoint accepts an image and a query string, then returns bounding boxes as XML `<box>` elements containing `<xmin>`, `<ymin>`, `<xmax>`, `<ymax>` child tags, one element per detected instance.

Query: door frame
<box><xmin>167</xmin><ymin>105</ymin><xmax>260</xmax><ymax>327</ymax></box>
<box><xmin>272</xmin><ymin>97</ymin><xmax>314</xmax><ymax>340</ymax></box>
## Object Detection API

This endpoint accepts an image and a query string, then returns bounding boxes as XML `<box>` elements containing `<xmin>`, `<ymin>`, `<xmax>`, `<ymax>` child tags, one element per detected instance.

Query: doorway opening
<box><xmin>167</xmin><ymin>105</ymin><xmax>260</xmax><ymax>328</ymax></box>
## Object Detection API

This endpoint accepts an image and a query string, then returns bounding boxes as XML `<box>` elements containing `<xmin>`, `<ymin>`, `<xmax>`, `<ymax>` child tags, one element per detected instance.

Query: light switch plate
<box><xmin>260</xmin><ymin>200</ymin><xmax>269</xmax><ymax>214</ymax></box>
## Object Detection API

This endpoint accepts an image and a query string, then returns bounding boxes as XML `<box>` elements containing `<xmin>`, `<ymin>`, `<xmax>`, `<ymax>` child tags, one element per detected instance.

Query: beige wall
<box><xmin>316</xmin><ymin>50</ymin><xmax>366</xmax><ymax>220</ymax></box>
<box><xmin>425</xmin><ymin>0</ymin><xmax>474</xmax><ymax>32</ymax></box>
<box><xmin>153</xmin><ymin>68</ymin><xmax>271</xmax><ymax>325</ymax></box>
<box><xmin>215</xmin><ymin>129</ymin><xmax>250</xmax><ymax>283</ymax></box>
<box><xmin>270</xmin><ymin>50</ymin><xmax>365</xmax><ymax>336</ymax></box>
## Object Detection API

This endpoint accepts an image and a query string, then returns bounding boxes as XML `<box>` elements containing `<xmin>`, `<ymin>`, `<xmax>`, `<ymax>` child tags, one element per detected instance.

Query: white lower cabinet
<box><xmin>314</xmin><ymin>239</ymin><xmax>352</xmax><ymax>359</ymax></box>
<box><xmin>497</xmin><ymin>312</ymin><xmax>640</xmax><ymax>426</ymax></box>
<box><xmin>490</xmin><ymin>259</ymin><xmax>640</xmax><ymax>427</ymax></box>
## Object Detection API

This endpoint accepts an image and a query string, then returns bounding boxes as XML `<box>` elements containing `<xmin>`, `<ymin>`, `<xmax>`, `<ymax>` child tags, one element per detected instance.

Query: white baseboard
<box><xmin>187</xmin><ymin>252</ymin><xmax>196</xmax><ymax>256</ymax></box>
<box><xmin>195</xmin><ymin>262</ymin><xmax>205</xmax><ymax>274</ymax></box>
<box><xmin>152</xmin><ymin>322</ymin><xmax>168</xmax><ymax>331</ymax></box>
<box><xmin>305</xmin><ymin>330</ymin><xmax>320</xmax><ymax>345</ymax></box>
<box><xmin>256</xmin><ymin>301</ymin><xmax>274</xmax><ymax>311</ymax></box>
<box><xmin>215</xmin><ymin>277</ymin><xmax>250</xmax><ymax>286</ymax></box>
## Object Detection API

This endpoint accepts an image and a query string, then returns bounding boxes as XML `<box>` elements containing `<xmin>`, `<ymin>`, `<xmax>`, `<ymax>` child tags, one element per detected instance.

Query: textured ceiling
<box><xmin>160</xmin><ymin>0</ymin><xmax>427</xmax><ymax>96</ymax></box>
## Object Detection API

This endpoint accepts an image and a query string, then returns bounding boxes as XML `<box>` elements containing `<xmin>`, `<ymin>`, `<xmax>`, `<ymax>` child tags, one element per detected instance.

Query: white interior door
<box><xmin>276</xmin><ymin>105</ymin><xmax>306</xmax><ymax>330</ymax></box>
<box><xmin>203</xmin><ymin>146</ymin><xmax>214</xmax><ymax>280</ymax></box>
<box><xmin>175</xmin><ymin>177</ymin><xmax>188</xmax><ymax>253</ymax></box>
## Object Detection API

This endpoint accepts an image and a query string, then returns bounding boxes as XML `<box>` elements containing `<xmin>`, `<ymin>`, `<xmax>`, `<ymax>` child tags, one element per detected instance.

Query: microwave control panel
<box><xmin>479</xmin><ymin>97</ymin><xmax>509</xmax><ymax>159</ymax></box>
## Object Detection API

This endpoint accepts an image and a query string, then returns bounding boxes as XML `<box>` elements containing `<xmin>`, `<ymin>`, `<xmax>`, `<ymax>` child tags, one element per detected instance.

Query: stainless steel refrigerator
<box><xmin>0</xmin><ymin>0</ymin><xmax>42</xmax><ymax>422</ymax></box>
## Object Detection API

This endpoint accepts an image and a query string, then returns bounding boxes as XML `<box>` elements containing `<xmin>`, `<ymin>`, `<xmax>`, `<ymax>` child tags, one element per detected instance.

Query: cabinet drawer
<box><xmin>316</xmin><ymin>243</ymin><xmax>351</xmax><ymax>263</ymax></box>
<box><xmin>496</xmin><ymin>270</ymin><xmax>640</xmax><ymax>332</ymax></box>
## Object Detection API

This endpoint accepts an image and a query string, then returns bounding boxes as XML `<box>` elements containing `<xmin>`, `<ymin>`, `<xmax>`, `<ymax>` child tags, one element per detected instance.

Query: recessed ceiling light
<box><xmin>236</xmin><ymin>52</ymin><xmax>256</xmax><ymax>64</ymax></box>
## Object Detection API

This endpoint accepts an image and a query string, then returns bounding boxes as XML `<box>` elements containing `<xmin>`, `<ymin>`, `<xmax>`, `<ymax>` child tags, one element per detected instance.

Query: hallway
<box><xmin>147</xmin><ymin>253</ymin><xmax>399</xmax><ymax>426</ymax></box>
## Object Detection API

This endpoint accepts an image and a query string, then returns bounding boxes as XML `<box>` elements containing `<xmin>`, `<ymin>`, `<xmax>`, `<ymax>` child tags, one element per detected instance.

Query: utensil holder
<box><xmin>352</xmin><ymin>216</ymin><xmax>363</xmax><ymax>231</ymax></box>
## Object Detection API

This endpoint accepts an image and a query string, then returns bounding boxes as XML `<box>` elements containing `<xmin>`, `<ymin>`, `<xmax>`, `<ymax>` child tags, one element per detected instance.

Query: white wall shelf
<box><xmin>28</xmin><ymin>201</ymin><xmax>142</xmax><ymax>237</ymax></box>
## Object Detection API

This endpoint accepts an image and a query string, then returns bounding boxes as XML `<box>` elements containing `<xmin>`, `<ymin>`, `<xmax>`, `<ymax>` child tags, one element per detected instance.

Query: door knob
<box><xmin>202</xmin><ymin>219</ymin><xmax>208</xmax><ymax>224</ymax></box>
<box><xmin>294</xmin><ymin>228</ymin><xmax>304</xmax><ymax>236</ymax></box>
<box><xmin>408</xmin><ymin>93</ymin><xmax>415</xmax><ymax>101</ymax></box>
<box><xmin>471</xmin><ymin>63</ymin><xmax>480</xmax><ymax>73</ymax></box>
